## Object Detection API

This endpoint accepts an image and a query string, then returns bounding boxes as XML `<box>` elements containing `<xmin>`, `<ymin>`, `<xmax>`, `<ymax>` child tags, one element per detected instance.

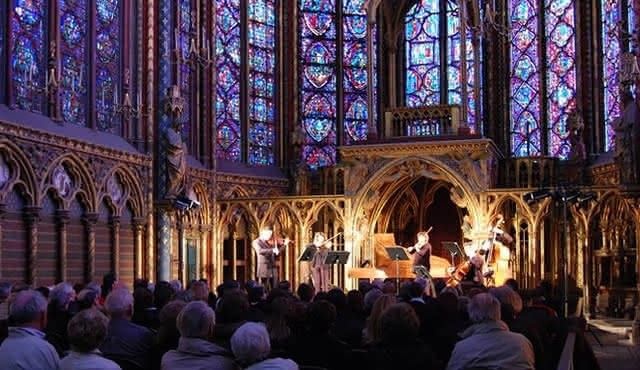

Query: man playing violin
<box><xmin>252</xmin><ymin>225</ymin><xmax>290</xmax><ymax>290</ymax></box>
<box><xmin>307</xmin><ymin>232</ymin><xmax>332</xmax><ymax>293</ymax></box>
<box><xmin>407</xmin><ymin>230</ymin><xmax>432</xmax><ymax>273</ymax></box>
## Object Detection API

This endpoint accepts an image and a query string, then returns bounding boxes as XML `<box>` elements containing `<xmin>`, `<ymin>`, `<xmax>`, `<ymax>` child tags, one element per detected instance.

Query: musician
<box><xmin>407</xmin><ymin>231</ymin><xmax>432</xmax><ymax>272</ymax></box>
<box><xmin>464</xmin><ymin>254</ymin><xmax>485</xmax><ymax>285</ymax></box>
<box><xmin>252</xmin><ymin>226</ymin><xmax>289</xmax><ymax>290</ymax></box>
<box><xmin>307</xmin><ymin>232</ymin><xmax>332</xmax><ymax>293</ymax></box>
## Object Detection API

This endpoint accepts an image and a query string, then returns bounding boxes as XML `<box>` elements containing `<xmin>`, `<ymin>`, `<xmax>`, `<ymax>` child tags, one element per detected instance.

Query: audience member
<box><xmin>101</xmin><ymin>272</ymin><xmax>117</xmax><ymax>304</ymax></box>
<box><xmin>76</xmin><ymin>289</ymin><xmax>100</xmax><ymax>311</ymax></box>
<box><xmin>446</xmin><ymin>293</ymin><xmax>535</xmax><ymax>370</ymax></box>
<box><xmin>189</xmin><ymin>280</ymin><xmax>209</xmax><ymax>302</ymax></box>
<box><xmin>333</xmin><ymin>289</ymin><xmax>366</xmax><ymax>347</ymax></box>
<box><xmin>363</xmin><ymin>287</ymin><xmax>383</xmax><ymax>315</ymax></box>
<box><xmin>151</xmin><ymin>300</ymin><xmax>186</xmax><ymax>370</ymax></box>
<box><xmin>132</xmin><ymin>286</ymin><xmax>158</xmax><ymax>329</ymax></box>
<box><xmin>231</xmin><ymin>322</ymin><xmax>298</xmax><ymax>370</ymax></box>
<box><xmin>296</xmin><ymin>283</ymin><xmax>314</xmax><ymax>304</ymax></box>
<box><xmin>46</xmin><ymin>282</ymin><xmax>76</xmax><ymax>354</ymax></box>
<box><xmin>0</xmin><ymin>282</ymin><xmax>12</xmax><ymax>320</ymax></box>
<box><xmin>367</xmin><ymin>303</ymin><xmax>439</xmax><ymax>369</ymax></box>
<box><xmin>363</xmin><ymin>294</ymin><xmax>395</xmax><ymax>345</ymax></box>
<box><xmin>60</xmin><ymin>309</ymin><xmax>120</xmax><ymax>370</ymax></box>
<box><xmin>161</xmin><ymin>301</ymin><xmax>237</xmax><ymax>370</ymax></box>
<box><xmin>0</xmin><ymin>290</ymin><xmax>60</xmax><ymax>369</ymax></box>
<box><xmin>153</xmin><ymin>281</ymin><xmax>176</xmax><ymax>311</ymax></box>
<box><xmin>264</xmin><ymin>296</ymin><xmax>291</xmax><ymax>354</ymax></box>
<box><xmin>247</xmin><ymin>285</ymin><xmax>267</xmax><ymax>322</ymax></box>
<box><xmin>214</xmin><ymin>290</ymin><xmax>250</xmax><ymax>349</ymax></box>
<box><xmin>100</xmin><ymin>288</ymin><xmax>154</xmax><ymax>368</ymax></box>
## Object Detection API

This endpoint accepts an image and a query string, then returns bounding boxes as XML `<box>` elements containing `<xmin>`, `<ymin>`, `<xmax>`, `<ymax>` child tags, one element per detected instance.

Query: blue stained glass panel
<box><xmin>343</xmin><ymin>0</ymin><xmax>369</xmax><ymax>144</ymax></box>
<box><xmin>602</xmin><ymin>0</ymin><xmax>621</xmax><ymax>152</ymax></box>
<box><xmin>179</xmin><ymin>0</ymin><xmax>192</xmax><ymax>146</ymax></box>
<box><xmin>11</xmin><ymin>0</ymin><xmax>47</xmax><ymax>111</ymax></box>
<box><xmin>60</xmin><ymin>0</ymin><xmax>88</xmax><ymax>126</ymax></box>
<box><xmin>95</xmin><ymin>0</ymin><xmax>121</xmax><ymax>134</ymax></box>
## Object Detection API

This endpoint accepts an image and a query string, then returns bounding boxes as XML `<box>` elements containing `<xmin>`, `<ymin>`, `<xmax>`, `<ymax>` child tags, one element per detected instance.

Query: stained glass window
<box><xmin>510</xmin><ymin>0</ymin><xmax>541</xmax><ymax>156</ymax></box>
<box><xmin>299</xmin><ymin>0</ymin><xmax>338</xmax><ymax>168</ymax></box>
<box><xmin>11</xmin><ymin>0</ymin><xmax>47</xmax><ymax>112</ymax></box>
<box><xmin>179</xmin><ymin>0</ymin><xmax>193</xmax><ymax>145</ymax></box>
<box><xmin>216</xmin><ymin>0</ymin><xmax>242</xmax><ymax>162</ymax></box>
<box><xmin>0</xmin><ymin>1</ymin><xmax>5</xmax><ymax>102</ymax></box>
<box><xmin>343</xmin><ymin>0</ymin><xmax>369</xmax><ymax>144</ymax></box>
<box><xmin>248</xmin><ymin>0</ymin><xmax>277</xmax><ymax>165</ymax></box>
<box><xmin>545</xmin><ymin>0</ymin><xmax>577</xmax><ymax>158</ymax></box>
<box><xmin>95</xmin><ymin>0</ymin><xmax>121</xmax><ymax>134</ymax></box>
<box><xmin>60</xmin><ymin>0</ymin><xmax>88</xmax><ymax>126</ymax></box>
<box><xmin>404</xmin><ymin>0</ymin><xmax>482</xmax><ymax>133</ymax></box>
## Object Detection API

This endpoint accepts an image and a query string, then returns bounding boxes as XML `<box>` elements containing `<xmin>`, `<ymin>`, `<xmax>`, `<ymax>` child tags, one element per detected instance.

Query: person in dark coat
<box><xmin>252</xmin><ymin>226</ymin><xmax>289</xmax><ymax>290</ymax></box>
<box><xmin>308</xmin><ymin>232</ymin><xmax>332</xmax><ymax>293</ymax></box>
<box><xmin>407</xmin><ymin>231</ymin><xmax>432</xmax><ymax>272</ymax></box>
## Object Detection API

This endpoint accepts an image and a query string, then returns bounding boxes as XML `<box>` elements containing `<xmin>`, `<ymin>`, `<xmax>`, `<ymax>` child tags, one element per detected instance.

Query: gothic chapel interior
<box><xmin>0</xmin><ymin>0</ymin><xmax>639</xmax><ymax>328</ymax></box>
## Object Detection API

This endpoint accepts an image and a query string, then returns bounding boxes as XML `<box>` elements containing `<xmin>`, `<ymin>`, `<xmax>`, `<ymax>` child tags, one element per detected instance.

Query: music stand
<box><xmin>442</xmin><ymin>241</ymin><xmax>464</xmax><ymax>265</ymax></box>
<box><xmin>298</xmin><ymin>246</ymin><xmax>316</xmax><ymax>262</ymax></box>
<box><xmin>385</xmin><ymin>247</ymin><xmax>409</xmax><ymax>294</ymax></box>
<box><xmin>325</xmin><ymin>251</ymin><xmax>350</xmax><ymax>265</ymax></box>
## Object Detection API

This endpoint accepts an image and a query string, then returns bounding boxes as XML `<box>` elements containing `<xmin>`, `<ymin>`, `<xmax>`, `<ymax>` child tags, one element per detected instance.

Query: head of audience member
<box><xmin>49</xmin><ymin>282</ymin><xmax>75</xmax><ymax>312</ymax></box>
<box><xmin>359</xmin><ymin>281</ymin><xmax>372</xmax><ymax>295</ymax></box>
<box><xmin>73</xmin><ymin>283</ymin><xmax>86</xmax><ymax>296</ymax></box>
<box><xmin>157</xmin><ymin>300</ymin><xmax>186</xmax><ymax>347</ymax></box>
<box><xmin>105</xmin><ymin>288</ymin><xmax>134</xmax><ymax>320</ymax></box>
<box><xmin>437</xmin><ymin>291</ymin><xmax>459</xmax><ymax>316</ymax></box>
<box><xmin>347</xmin><ymin>290</ymin><xmax>364</xmax><ymax>315</ymax></box>
<box><xmin>504</xmin><ymin>278</ymin><xmax>519</xmax><ymax>292</ymax></box>
<box><xmin>378</xmin><ymin>303</ymin><xmax>420</xmax><ymax>345</ymax></box>
<box><xmin>86</xmin><ymin>282</ymin><xmax>102</xmax><ymax>298</ymax></box>
<box><xmin>9</xmin><ymin>290</ymin><xmax>48</xmax><ymax>330</ymax></box>
<box><xmin>365</xmin><ymin>294</ymin><xmax>396</xmax><ymax>344</ymax></box>
<box><xmin>313</xmin><ymin>291</ymin><xmax>329</xmax><ymax>302</ymax></box>
<box><xmin>408</xmin><ymin>281</ymin><xmax>425</xmax><ymax>300</ymax></box>
<box><xmin>285</xmin><ymin>301</ymin><xmax>308</xmax><ymax>335</ymax></box>
<box><xmin>364</xmin><ymin>287</ymin><xmax>383</xmax><ymax>313</ymax></box>
<box><xmin>76</xmin><ymin>289</ymin><xmax>99</xmax><ymax>311</ymax></box>
<box><xmin>217</xmin><ymin>290</ymin><xmax>249</xmax><ymax>324</ymax></box>
<box><xmin>169</xmin><ymin>279</ymin><xmax>183</xmax><ymax>293</ymax></box>
<box><xmin>190</xmin><ymin>280</ymin><xmax>209</xmax><ymax>302</ymax></box>
<box><xmin>172</xmin><ymin>290</ymin><xmax>193</xmax><ymax>303</ymax></box>
<box><xmin>248</xmin><ymin>285</ymin><xmax>265</xmax><ymax>304</ymax></box>
<box><xmin>307</xmin><ymin>300</ymin><xmax>337</xmax><ymax>334</ymax></box>
<box><xmin>102</xmin><ymin>272</ymin><xmax>117</xmax><ymax>298</ymax></box>
<box><xmin>67</xmin><ymin>309</ymin><xmax>109</xmax><ymax>353</ymax></box>
<box><xmin>134</xmin><ymin>279</ymin><xmax>149</xmax><ymax>291</ymax></box>
<box><xmin>489</xmin><ymin>285</ymin><xmax>523</xmax><ymax>314</ymax></box>
<box><xmin>327</xmin><ymin>288</ymin><xmax>347</xmax><ymax>313</ymax></box>
<box><xmin>245</xmin><ymin>280</ymin><xmax>257</xmax><ymax>290</ymax></box>
<box><xmin>177</xmin><ymin>301</ymin><xmax>215</xmax><ymax>340</ymax></box>
<box><xmin>0</xmin><ymin>282</ymin><xmax>12</xmax><ymax>303</ymax></box>
<box><xmin>468</xmin><ymin>293</ymin><xmax>501</xmax><ymax>324</ymax></box>
<box><xmin>231</xmin><ymin>322</ymin><xmax>273</xmax><ymax>367</ymax></box>
<box><xmin>35</xmin><ymin>286</ymin><xmax>50</xmax><ymax>300</ymax></box>
<box><xmin>133</xmin><ymin>287</ymin><xmax>153</xmax><ymax>314</ymax></box>
<box><xmin>266</xmin><ymin>296</ymin><xmax>291</xmax><ymax>341</ymax></box>
<box><xmin>153</xmin><ymin>281</ymin><xmax>176</xmax><ymax>310</ymax></box>
<box><xmin>277</xmin><ymin>280</ymin><xmax>291</xmax><ymax>293</ymax></box>
<box><xmin>266</xmin><ymin>288</ymin><xmax>289</xmax><ymax>304</ymax></box>
<box><xmin>382</xmin><ymin>280</ymin><xmax>396</xmax><ymax>295</ymax></box>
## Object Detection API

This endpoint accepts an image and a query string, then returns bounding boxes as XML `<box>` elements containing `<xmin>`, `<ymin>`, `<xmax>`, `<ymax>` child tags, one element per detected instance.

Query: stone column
<box><xmin>632</xmin><ymin>216</ymin><xmax>640</xmax><ymax>344</ymax></box>
<box><xmin>110</xmin><ymin>216</ymin><xmax>121</xmax><ymax>279</ymax></box>
<box><xmin>177</xmin><ymin>212</ymin><xmax>185</xmax><ymax>285</ymax></box>
<box><xmin>133</xmin><ymin>217</ymin><xmax>146</xmax><ymax>279</ymax></box>
<box><xmin>83</xmin><ymin>213</ymin><xmax>99</xmax><ymax>283</ymax></box>
<box><xmin>199</xmin><ymin>225</ymin><xmax>210</xmax><ymax>281</ymax></box>
<box><xmin>24</xmin><ymin>207</ymin><xmax>40</xmax><ymax>286</ymax></box>
<box><xmin>56</xmin><ymin>210</ymin><xmax>70</xmax><ymax>282</ymax></box>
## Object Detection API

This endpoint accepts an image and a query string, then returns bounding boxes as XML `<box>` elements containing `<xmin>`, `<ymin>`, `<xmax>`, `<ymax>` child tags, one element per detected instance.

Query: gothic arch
<box><xmin>218</xmin><ymin>203</ymin><xmax>261</xmax><ymax>237</ymax></box>
<box><xmin>305</xmin><ymin>200</ymin><xmax>345</xmax><ymax>228</ymax></box>
<box><xmin>40</xmin><ymin>153</ymin><xmax>97</xmax><ymax>212</ymax></box>
<box><xmin>262</xmin><ymin>202</ymin><xmax>301</xmax><ymax>229</ymax></box>
<box><xmin>98</xmin><ymin>165</ymin><xmax>146</xmax><ymax>218</ymax></box>
<box><xmin>0</xmin><ymin>139</ymin><xmax>37</xmax><ymax>205</ymax></box>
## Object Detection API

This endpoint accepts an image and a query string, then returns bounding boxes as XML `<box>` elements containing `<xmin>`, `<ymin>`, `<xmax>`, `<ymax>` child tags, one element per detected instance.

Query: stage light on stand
<box><xmin>524</xmin><ymin>189</ymin><xmax>552</xmax><ymax>204</ymax></box>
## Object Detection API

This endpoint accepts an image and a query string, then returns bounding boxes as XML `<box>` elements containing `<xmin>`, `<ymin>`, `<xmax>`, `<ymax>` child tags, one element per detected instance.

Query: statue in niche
<box><xmin>52</xmin><ymin>165</ymin><xmax>73</xmax><ymax>198</ymax></box>
<box><xmin>166</xmin><ymin>120</ymin><xmax>187</xmax><ymax>199</ymax></box>
<box><xmin>290</xmin><ymin>124</ymin><xmax>310</xmax><ymax>195</ymax></box>
<box><xmin>567</xmin><ymin>110</ymin><xmax>586</xmax><ymax>162</ymax></box>
<box><xmin>614</xmin><ymin>92</ymin><xmax>640</xmax><ymax>184</ymax></box>
<box><xmin>346</xmin><ymin>157</ymin><xmax>370</xmax><ymax>194</ymax></box>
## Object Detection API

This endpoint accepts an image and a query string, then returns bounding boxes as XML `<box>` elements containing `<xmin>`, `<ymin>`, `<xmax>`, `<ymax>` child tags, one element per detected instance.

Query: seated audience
<box><xmin>100</xmin><ymin>288</ymin><xmax>154</xmax><ymax>368</ymax></box>
<box><xmin>0</xmin><ymin>290</ymin><xmax>60</xmax><ymax>369</ymax></box>
<box><xmin>151</xmin><ymin>300</ymin><xmax>186</xmax><ymax>370</ymax></box>
<box><xmin>367</xmin><ymin>303</ymin><xmax>439</xmax><ymax>369</ymax></box>
<box><xmin>296</xmin><ymin>283</ymin><xmax>314</xmax><ymax>305</ymax></box>
<box><xmin>214</xmin><ymin>290</ymin><xmax>250</xmax><ymax>349</ymax></box>
<box><xmin>0</xmin><ymin>282</ymin><xmax>11</xmax><ymax>344</ymax></box>
<box><xmin>161</xmin><ymin>301</ymin><xmax>237</xmax><ymax>370</ymax></box>
<box><xmin>101</xmin><ymin>272</ymin><xmax>117</xmax><ymax>305</ymax></box>
<box><xmin>265</xmin><ymin>296</ymin><xmax>292</xmax><ymax>354</ymax></box>
<box><xmin>153</xmin><ymin>281</ymin><xmax>175</xmax><ymax>311</ymax></box>
<box><xmin>446</xmin><ymin>293</ymin><xmax>535</xmax><ymax>370</ymax></box>
<box><xmin>133</xmin><ymin>286</ymin><xmax>158</xmax><ymax>329</ymax></box>
<box><xmin>362</xmin><ymin>294</ymin><xmax>396</xmax><ymax>345</ymax></box>
<box><xmin>76</xmin><ymin>289</ymin><xmax>100</xmax><ymax>311</ymax></box>
<box><xmin>231</xmin><ymin>322</ymin><xmax>298</xmax><ymax>370</ymax></box>
<box><xmin>60</xmin><ymin>309</ymin><xmax>120</xmax><ymax>370</ymax></box>
<box><xmin>46</xmin><ymin>282</ymin><xmax>76</xmax><ymax>354</ymax></box>
<box><xmin>247</xmin><ymin>285</ymin><xmax>267</xmax><ymax>322</ymax></box>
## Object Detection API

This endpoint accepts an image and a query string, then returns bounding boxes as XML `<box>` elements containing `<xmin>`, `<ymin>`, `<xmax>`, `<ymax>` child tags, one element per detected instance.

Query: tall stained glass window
<box><xmin>510</xmin><ymin>0</ymin><xmax>577</xmax><ymax>159</ymax></box>
<box><xmin>0</xmin><ymin>1</ymin><xmax>5</xmax><ymax>102</ymax></box>
<box><xmin>179</xmin><ymin>0</ymin><xmax>193</xmax><ymax>144</ymax></box>
<box><xmin>343</xmin><ymin>0</ymin><xmax>369</xmax><ymax>144</ymax></box>
<box><xmin>601</xmin><ymin>0</ymin><xmax>635</xmax><ymax>152</ymax></box>
<box><xmin>216</xmin><ymin>0</ymin><xmax>242</xmax><ymax>162</ymax></box>
<box><xmin>404</xmin><ymin>0</ymin><xmax>482</xmax><ymax>133</ymax></box>
<box><xmin>11</xmin><ymin>0</ymin><xmax>48</xmax><ymax>112</ymax></box>
<box><xmin>298</xmin><ymin>0</ymin><xmax>375</xmax><ymax>168</ymax></box>
<box><xmin>60</xmin><ymin>0</ymin><xmax>88</xmax><ymax>126</ymax></box>
<box><xmin>95</xmin><ymin>0</ymin><xmax>121</xmax><ymax>134</ymax></box>
<box><xmin>248</xmin><ymin>0</ymin><xmax>277</xmax><ymax>165</ymax></box>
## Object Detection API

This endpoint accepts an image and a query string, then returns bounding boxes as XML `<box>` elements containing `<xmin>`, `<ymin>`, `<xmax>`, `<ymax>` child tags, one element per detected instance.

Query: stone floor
<box><xmin>587</xmin><ymin>318</ymin><xmax>640</xmax><ymax>370</ymax></box>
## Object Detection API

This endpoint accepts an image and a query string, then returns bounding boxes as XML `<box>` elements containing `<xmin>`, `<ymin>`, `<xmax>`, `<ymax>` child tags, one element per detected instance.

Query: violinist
<box><xmin>407</xmin><ymin>230</ymin><xmax>432</xmax><ymax>272</ymax></box>
<box><xmin>252</xmin><ymin>225</ymin><xmax>290</xmax><ymax>290</ymax></box>
<box><xmin>307</xmin><ymin>232</ymin><xmax>332</xmax><ymax>293</ymax></box>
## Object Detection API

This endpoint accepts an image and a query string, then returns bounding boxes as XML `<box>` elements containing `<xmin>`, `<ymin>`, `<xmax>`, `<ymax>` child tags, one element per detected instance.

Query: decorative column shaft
<box><xmin>24</xmin><ymin>207</ymin><xmax>41</xmax><ymax>286</ymax></box>
<box><xmin>133</xmin><ymin>217</ymin><xmax>146</xmax><ymax>279</ymax></box>
<box><xmin>83</xmin><ymin>213</ymin><xmax>99</xmax><ymax>282</ymax></box>
<box><xmin>56</xmin><ymin>210</ymin><xmax>70</xmax><ymax>282</ymax></box>
<box><xmin>177</xmin><ymin>213</ymin><xmax>185</xmax><ymax>285</ymax></box>
<box><xmin>110</xmin><ymin>216</ymin><xmax>121</xmax><ymax>279</ymax></box>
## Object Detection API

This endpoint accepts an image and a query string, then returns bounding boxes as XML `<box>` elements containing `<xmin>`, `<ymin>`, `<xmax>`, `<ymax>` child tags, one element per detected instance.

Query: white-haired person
<box><xmin>0</xmin><ymin>290</ymin><xmax>60</xmax><ymax>369</ymax></box>
<box><xmin>446</xmin><ymin>293</ymin><xmax>535</xmax><ymax>370</ymax></box>
<box><xmin>46</xmin><ymin>282</ymin><xmax>76</xmax><ymax>355</ymax></box>
<box><xmin>100</xmin><ymin>288</ymin><xmax>154</xmax><ymax>368</ymax></box>
<box><xmin>161</xmin><ymin>301</ymin><xmax>238</xmax><ymax>370</ymax></box>
<box><xmin>231</xmin><ymin>322</ymin><xmax>298</xmax><ymax>370</ymax></box>
<box><xmin>60</xmin><ymin>309</ymin><xmax>120</xmax><ymax>370</ymax></box>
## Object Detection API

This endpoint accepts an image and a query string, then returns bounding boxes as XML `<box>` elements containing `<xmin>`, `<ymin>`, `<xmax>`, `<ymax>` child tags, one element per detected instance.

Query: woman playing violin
<box><xmin>308</xmin><ymin>232</ymin><xmax>332</xmax><ymax>292</ymax></box>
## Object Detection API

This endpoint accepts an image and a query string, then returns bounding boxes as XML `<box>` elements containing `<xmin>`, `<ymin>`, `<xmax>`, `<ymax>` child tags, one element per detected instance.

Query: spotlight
<box><xmin>577</xmin><ymin>192</ymin><xmax>596</xmax><ymax>203</ymax></box>
<box><xmin>524</xmin><ymin>189</ymin><xmax>552</xmax><ymax>204</ymax></box>
<box><xmin>174</xmin><ymin>195</ymin><xmax>201</xmax><ymax>211</ymax></box>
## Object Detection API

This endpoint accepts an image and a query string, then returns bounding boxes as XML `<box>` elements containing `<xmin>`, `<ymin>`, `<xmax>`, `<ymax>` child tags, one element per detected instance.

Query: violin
<box><xmin>266</xmin><ymin>237</ymin><xmax>292</xmax><ymax>247</ymax></box>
